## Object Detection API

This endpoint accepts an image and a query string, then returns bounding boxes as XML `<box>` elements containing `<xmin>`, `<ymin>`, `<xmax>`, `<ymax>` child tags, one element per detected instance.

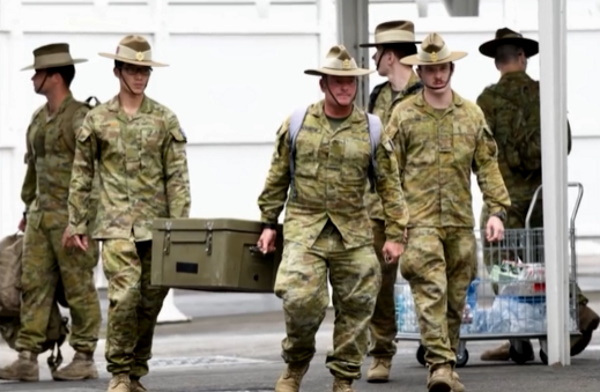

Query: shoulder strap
<box><xmin>404</xmin><ymin>80</ymin><xmax>423</xmax><ymax>97</ymax></box>
<box><xmin>368</xmin><ymin>81</ymin><xmax>387</xmax><ymax>113</ymax></box>
<box><xmin>84</xmin><ymin>96</ymin><xmax>101</xmax><ymax>108</ymax></box>
<box><xmin>62</xmin><ymin>97</ymin><xmax>98</xmax><ymax>154</ymax></box>
<box><xmin>288</xmin><ymin>107</ymin><xmax>308</xmax><ymax>200</ymax></box>
<box><xmin>366</xmin><ymin>113</ymin><xmax>382</xmax><ymax>192</ymax></box>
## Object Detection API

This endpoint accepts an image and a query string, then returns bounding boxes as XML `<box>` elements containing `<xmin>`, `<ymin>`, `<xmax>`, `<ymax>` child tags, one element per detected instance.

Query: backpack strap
<box><xmin>288</xmin><ymin>107</ymin><xmax>308</xmax><ymax>201</ymax></box>
<box><xmin>84</xmin><ymin>96</ymin><xmax>101</xmax><ymax>108</ymax></box>
<box><xmin>367</xmin><ymin>81</ymin><xmax>388</xmax><ymax>113</ymax></box>
<box><xmin>366</xmin><ymin>113</ymin><xmax>383</xmax><ymax>192</ymax></box>
<box><xmin>62</xmin><ymin>97</ymin><xmax>99</xmax><ymax>154</ymax></box>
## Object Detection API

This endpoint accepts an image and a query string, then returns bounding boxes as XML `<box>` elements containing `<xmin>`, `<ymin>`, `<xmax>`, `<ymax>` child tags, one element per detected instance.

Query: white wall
<box><xmin>1</xmin><ymin>0</ymin><xmax>599</xmax><ymax>244</ymax></box>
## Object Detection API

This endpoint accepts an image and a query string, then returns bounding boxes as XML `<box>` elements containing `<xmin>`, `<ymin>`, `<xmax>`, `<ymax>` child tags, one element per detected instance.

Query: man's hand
<box><xmin>257</xmin><ymin>228</ymin><xmax>277</xmax><ymax>254</ymax></box>
<box><xmin>382</xmin><ymin>240</ymin><xmax>405</xmax><ymax>264</ymax></box>
<box><xmin>486</xmin><ymin>215</ymin><xmax>505</xmax><ymax>242</ymax></box>
<box><xmin>62</xmin><ymin>228</ymin><xmax>89</xmax><ymax>252</ymax></box>
<box><xmin>18</xmin><ymin>217</ymin><xmax>26</xmax><ymax>232</ymax></box>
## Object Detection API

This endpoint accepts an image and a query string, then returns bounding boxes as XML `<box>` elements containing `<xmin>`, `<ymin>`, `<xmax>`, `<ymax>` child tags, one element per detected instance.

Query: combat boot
<box><xmin>451</xmin><ymin>371</ymin><xmax>465</xmax><ymax>392</ymax></box>
<box><xmin>426</xmin><ymin>364</ymin><xmax>453</xmax><ymax>392</ymax></box>
<box><xmin>107</xmin><ymin>373</ymin><xmax>130</xmax><ymax>392</ymax></box>
<box><xmin>274</xmin><ymin>361</ymin><xmax>310</xmax><ymax>392</ymax></box>
<box><xmin>571</xmin><ymin>304</ymin><xmax>600</xmax><ymax>356</ymax></box>
<box><xmin>480</xmin><ymin>342</ymin><xmax>510</xmax><ymax>361</ymax></box>
<box><xmin>130</xmin><ymin>377</ymin><xmax>148</xmax><ymax>392</ymax></box>
<box><xmin>52</xmin><ymin>351</ymin><xmax>98</xmax><ymax>381</ymax></box>
<box><xmin>366</xmin><ymin>357</ymin><xmax>392</xmax><ymax>383</ymax></box>
<box><xmin>0</xmin><ymin>351</ymin><xmax>39</xmax><ymax>381</ymax></box>
<box><xmin>332</xmin><ymin>377</ymin><xmax>354</xmax><ymax>392</ymax></box>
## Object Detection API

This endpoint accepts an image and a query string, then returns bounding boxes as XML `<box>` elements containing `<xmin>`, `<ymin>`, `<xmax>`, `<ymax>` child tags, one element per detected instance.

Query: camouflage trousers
<box><xmin>17</xmin><ymin>214</ymin><xmax>101</xmax><ymax>354</ymax></box>
<box><xmin>367</xmin><ymin>218</ymin><xmax>398</xmax><ymax>358</ymax></box>
<box><xmin>399</xmin><ymin>227</ymin><xmax>476</xmax><ymax>366</ymax></box>
<box><xmin>102</xmin><ymin>239</ymin><xmax>168</xmax><ymax>378</ymax></box>
<box><xmin>480</xmin><ymin>201</ymin><xmax>588</xmax><ymax>306</ymax></box>
<box><xmin>274</xmin><ymin>221</ymin><xmax>381</xmax><ymax>379</ymax></box>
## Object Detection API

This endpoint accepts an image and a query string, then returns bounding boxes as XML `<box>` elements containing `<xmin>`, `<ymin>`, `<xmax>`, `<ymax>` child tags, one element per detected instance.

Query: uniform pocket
<box><xmin>340</xmin><ymin>135</ymin><xmax>370</xmax><ymax>184</ymax></box>
<box><xmin>294</xmin><ymin>130</ymin><xmax>322</xmax><ymax>178</ymax></box>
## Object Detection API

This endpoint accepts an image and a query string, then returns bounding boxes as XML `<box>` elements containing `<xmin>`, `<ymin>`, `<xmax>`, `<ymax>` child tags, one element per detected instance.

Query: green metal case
<box><xmin>151</xmin><ymin>218</ymin><xmax>283</xmax><ymax>293</ymax></box>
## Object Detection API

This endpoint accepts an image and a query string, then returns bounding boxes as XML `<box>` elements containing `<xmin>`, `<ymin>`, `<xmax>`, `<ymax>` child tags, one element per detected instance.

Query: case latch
<box><xmin>205</xmin><ymin>221</ymin><xmax>214</xmax><ymax>255</ymax></box>
<box><xmin>163</xmin><ymin>220</ymin><xmax>172</xmax><ymax>255</ymax></box>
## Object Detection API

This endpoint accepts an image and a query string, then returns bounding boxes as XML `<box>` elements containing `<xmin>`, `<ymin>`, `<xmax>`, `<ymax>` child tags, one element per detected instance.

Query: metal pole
<box><xmin>335</xmin><ymin>0</ymin><xmax>370</xmax><ymax>108</ymax></box>
<box><xmin>538</xmin><ymin>0</ymin><xmax>570</xmax><ymax>366</ymax></box>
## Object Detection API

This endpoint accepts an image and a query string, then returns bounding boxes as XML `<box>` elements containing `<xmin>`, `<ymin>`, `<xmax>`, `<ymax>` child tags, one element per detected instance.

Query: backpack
<box><xmin>367</xmin><ymin>80</ymin><xmax>423</xmax><ymax>114</ymax></box>
<box><xmin>62</xmin><ymin>96</ymin><xmax>101</xmax><ymax>154</ymax></box>
<box><xmin>0</xmin><ymin>234</ymin><xmax>69</xmax><ymax>372</ymax></box>
<box><xmin>485</xmin><ymin>82</ymin><xmax>542</xmax><ymax>173</ymax></box>
<box><xmin>287</xmin><ymin>107</ymin><xmax>382</xmax><ymax>200</ymax></box>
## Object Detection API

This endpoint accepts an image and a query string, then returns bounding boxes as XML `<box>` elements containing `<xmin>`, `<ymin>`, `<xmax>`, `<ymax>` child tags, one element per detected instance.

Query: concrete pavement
<box><xmin>1</xmin><ymin>300</ymin><xmax>600</xmax><ymax>391</ymax></box>
<box><xmin>1</xmin><ymin>254</ymin><xmax>599</xmax><ymax>391</ymax></box>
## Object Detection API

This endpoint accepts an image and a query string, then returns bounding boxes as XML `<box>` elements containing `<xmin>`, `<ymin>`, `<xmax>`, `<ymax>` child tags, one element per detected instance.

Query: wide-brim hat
<box><xmin>21</xmin><ymin>43</ymin><xmax>87</xmax><ymax>71</ymax></box>
<box><xmin>401</xmin><ymin>32</ymin><xmax>467</xmax><ymax>66</ymax></box>
<box><xmin>359</xmin><ymin>20</ymin><xmax>421</xmax><ymax>47</ymax></box>
<box><xmin>99</xmin><ymin>35</ymin><xmax>168</xmax><ymax>67</ymax></box>
<box><xmin>304</xmin><ymin>45</ymin><xmax>374</xmax><ymax>77</ymax></box>
<box><xmin>479</xmin><ymin>27</ymin><xmax>539</xmax><ymax>58</ymax></box>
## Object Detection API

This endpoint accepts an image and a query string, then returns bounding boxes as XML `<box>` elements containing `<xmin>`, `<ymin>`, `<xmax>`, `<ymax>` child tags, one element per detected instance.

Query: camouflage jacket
<box><xmin>387</xmin><ymin>90</ymin><xmax>510</xmax><ymax>228</ymax></box>
<box><xmin>257</xmin><ymin>100</ymin><xmax>409</xmax><ymax>248</ymax></box>
<box><xmin>476</xmin><ymin>71</ymin><xmax>572</xmax><ymax>202</ymax></box>
<box><xmin>21</xmin><ymin>94</ymin><xmax>95</xmax><ymax>230</ymax></box>
<box><xmin>67</xmin><ymin>95</ymin><xmax>191</xmax><ymax>240</ymax></box>
<box><xmin>365</xmin><ymin>72</ymin><xmax>422</xmax><ymax>221</ymax></box>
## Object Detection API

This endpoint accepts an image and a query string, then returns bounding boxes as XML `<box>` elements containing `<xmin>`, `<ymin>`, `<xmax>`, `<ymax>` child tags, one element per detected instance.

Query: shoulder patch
<box><xmin>77</xmin><ymin>125</ymin><xmax>93</xmax><ymax>142</ymax></box>
<box><xmin>170</xmin><ymin>127</ymin><xmax>187</xmax><ymax>143</ymax></box>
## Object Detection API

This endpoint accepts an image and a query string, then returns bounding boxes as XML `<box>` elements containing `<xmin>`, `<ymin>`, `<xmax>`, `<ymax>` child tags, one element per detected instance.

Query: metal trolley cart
<box><xmin>394</xmin><ymin>183</ymin><xmax>584</xmax><ymax>368</ymax></box>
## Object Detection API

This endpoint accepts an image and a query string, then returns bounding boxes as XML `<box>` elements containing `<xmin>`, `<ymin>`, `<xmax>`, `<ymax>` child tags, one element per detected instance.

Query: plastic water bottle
<box><xmin>466</xmin><ymin>277</ymin><xmax>480</xmax><ymax>310</ymax></box>
<box><xmin>395</xmin><ymin>292</ymin><xmax>405</xmax><ymax>332</ymax></box>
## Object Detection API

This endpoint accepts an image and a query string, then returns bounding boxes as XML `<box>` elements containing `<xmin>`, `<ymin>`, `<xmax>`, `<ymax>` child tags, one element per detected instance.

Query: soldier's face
<box><xmin>31</xmin><ymin>70</ymin><xmax>52</xmax><ymax>94</ymax></box>
<box><xmin>115</xmin><ymin>64</ymin><xmax>152</xmax><ymax>94</ymax></box>
<box><xmin>373</xmin><ymin>45</ymin><xmax>389</xmax><ymax>76</ymax></box>
<box><xmin>321</xmin><ymin>76</ymin><xmax>357</xmax><ymax>107</ymax></box>
<box><xmin>417</xmin><ymin>63</ymin><xmax>453</xmax><ymax>93</ymax></box>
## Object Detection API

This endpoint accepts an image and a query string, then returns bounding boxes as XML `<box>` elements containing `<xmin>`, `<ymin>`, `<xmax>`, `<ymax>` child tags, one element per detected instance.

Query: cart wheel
<box><xmin>456</xmin><ymin>348</ymin><xmax>469</xmax><ymax>368</ymax></box>
<box><xmin>416</xmin><ymin>344</ymin><xmax>426</xmax><ymax>367</ymax></box>
<box><xmin>509</xmin><ymin>341</ymin><xmax>534</xmax><ymax>364</ymax></box>
<box><xmin>539</xmin><ymin>348</ymin><xmax>548</xmax><ymax>365</ymax></box>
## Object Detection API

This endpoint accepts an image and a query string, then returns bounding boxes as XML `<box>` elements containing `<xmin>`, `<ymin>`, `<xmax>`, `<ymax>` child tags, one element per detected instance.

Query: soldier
<box><xmin>63</xmin><ymin>35</ymin><xmax>191</xmax><ymax>392</ymax></box>
<box><xmin>256</xmin><ymin>45</ymin><xmax>408</xmax><ymax>392</ymax></box>
<box><xmin>390</xmin><ymin>33</ymin><xmax>510</xmax><ymax>392</ymax></box>
<box><xmin>0</xmin><ymin>43</ymin><xmax>101</xmax><ymax>382</ymax></box>
<box><xmin>359</xmin><ymin>20</ymin><xmax>422</xmax><ymax>383</ymax></box>
<box><xmin>476</xmin><ymin>27</ymin><xmax>600</xmax><ymax>362</ymax></box>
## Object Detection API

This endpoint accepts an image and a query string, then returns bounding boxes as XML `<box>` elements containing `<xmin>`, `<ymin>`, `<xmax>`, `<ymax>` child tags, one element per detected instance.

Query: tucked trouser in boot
<box><xmin>102</xmin><ymin>239</ymin><xmax>169</xmax><ymax>378</ymax></box>
<box><xmin>400</xmin><ymin>227</ymin><xmax>476</xmax><ymax>366</ymax></box>
<box><xmin>17</xmin><ymin>214</ymin><xmax>101</xmax><ymax>354</ymax></box>
<box><xmin>367</xmin><ymin>218</ymin><xmax>399</xmax><ymax>359</ymax></box>
<box><xmin>274</xmin><ymin>222</ymin><xmax>381</xmax><ymax>380</ymax></box>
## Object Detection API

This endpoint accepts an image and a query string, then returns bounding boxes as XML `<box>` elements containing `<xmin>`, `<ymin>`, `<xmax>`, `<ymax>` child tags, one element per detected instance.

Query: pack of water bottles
<box><xmin>394</xmin><ymin>283</ymin><xmax>419</xmax><ymax>333</ymax></box>
<box><xmin>395</xmin><ymin>279</ymin><xmax>479</xmax><ymax>334</ymax></box>
<box><xmin>460</xmin><ymin>274</ymin><xmax>559</xmax><ymax>335</ymax></box>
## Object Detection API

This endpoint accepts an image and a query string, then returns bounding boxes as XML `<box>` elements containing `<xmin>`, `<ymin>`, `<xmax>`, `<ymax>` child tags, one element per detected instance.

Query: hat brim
<box><xmin>359</xmin><ymin>40</ymin><xmax>422</xmax><ymax>48</ymax></box>
<box><xmin>20</xmin><ymin>58</ymin><xmax>88</xmax><ymax>71</ymax></box>
<box><xmin>400</xmin><ymin>51</ymin><xmax>468</xmax><ymax>66</ymax></box>
<box><xmin>98</xmin><ymin>52</ymin><xmax>168</xmax><ymax>67</ymax></box>
<box><xmin>304</xmin><ymin>68</ymin><xmax>374</xmax><ymax>77</ymax></box>
<box><xmin>479</xmin><ymin>37</ymin><xmax>539</xmax><ymax>58</ymax></box>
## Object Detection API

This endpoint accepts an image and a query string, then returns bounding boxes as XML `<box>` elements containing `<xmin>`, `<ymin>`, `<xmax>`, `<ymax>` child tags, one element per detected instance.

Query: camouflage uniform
<box><xmin>364</xmin><ymin>72</ymin><xmax>422</xmax><ymax>360</ymax></box>
<box><xmin>15</xmin><ymin>95</ymin><xmax>101</xmax><ymax>353</ymax></box>
<box><xmin>67</xmin><ymin>95</ymin><xmax>191</xmax><ymax>379</ymax></box>
<box><xmin>258</xmin><ymin>100</ymin><xmax>408</xmax><ymax>381</ymax></box>
<box><xmin>477</xmin><ymin>70</ymin><xmax>599</xmax><ymax>358</ymax></box>
<box><xmin>388</xmin><ymin>90</ymin><xmax>510</xmax><ymax>367</ymax></box>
